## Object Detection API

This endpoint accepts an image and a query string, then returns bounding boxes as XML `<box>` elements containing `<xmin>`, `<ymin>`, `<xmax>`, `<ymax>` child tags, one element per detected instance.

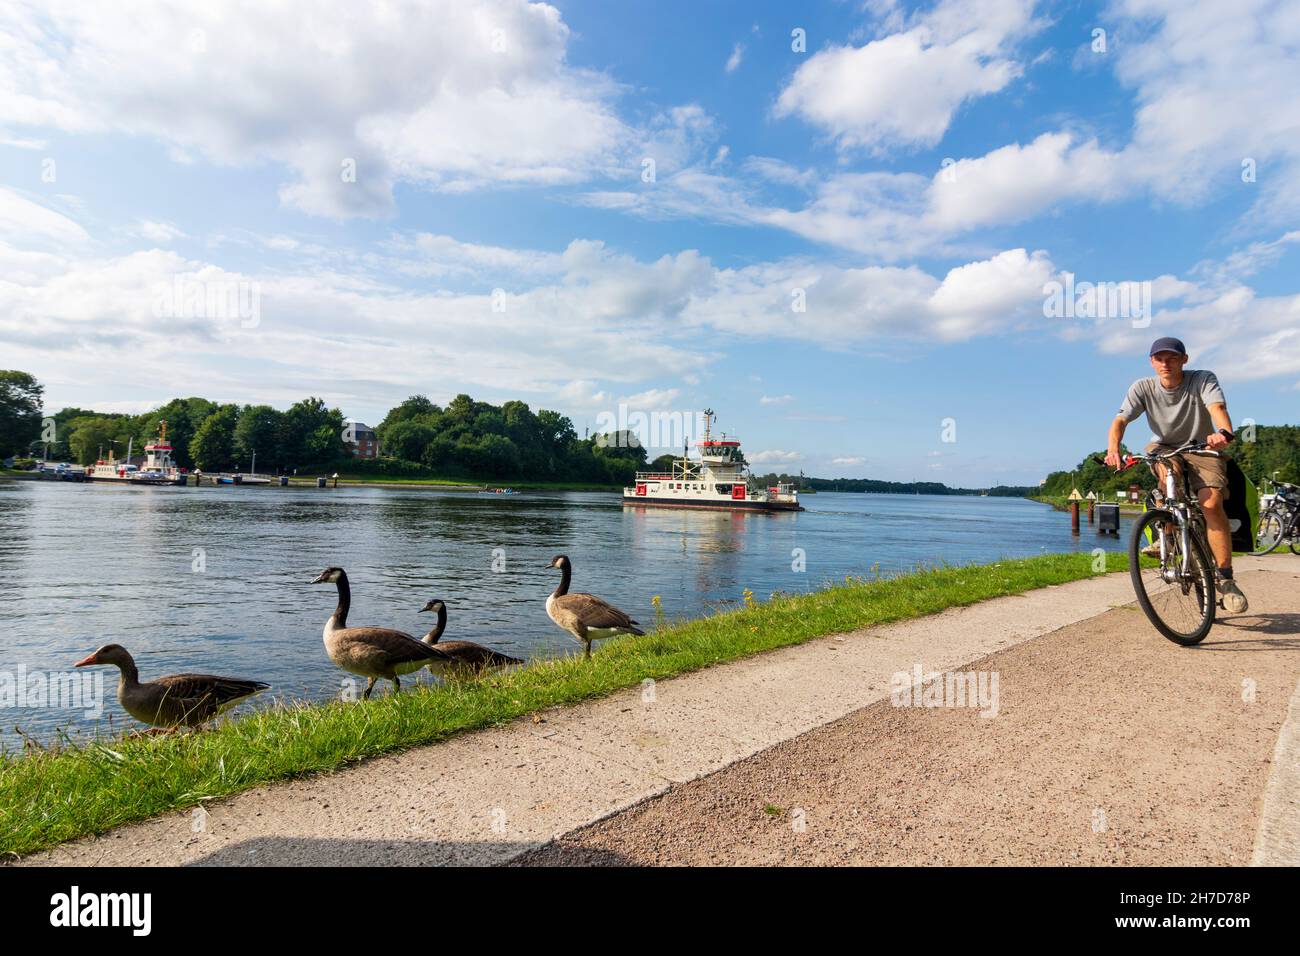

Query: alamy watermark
<box><xmin>1043</xmin><ymin>276</ymin><xmax>1151</xmax><ymax>328</ymax></box>
<box><xmin>890</xmin><ymin>663</ymin><xmax>999</xmax><ymax>718</ymax></box>
<box><xmin>1</xmin><ymin>665</ymin><xmax>104</xmax><ymax>718</ymax></box>
<box><xmin>593</xmin><ymin>406</ymin><xmax>710</xmax><ymax>450</ymax></box>
<box><xmin>153</xmin><ymin>276</ymin><xmax>262</xmax><ymax>328</ymax></box>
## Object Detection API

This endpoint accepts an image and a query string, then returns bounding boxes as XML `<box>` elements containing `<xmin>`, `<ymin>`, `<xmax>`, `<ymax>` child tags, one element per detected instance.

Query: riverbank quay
<box><xmin>2</xmin><ymin>552</ymin><xmax>1135</xmax><ymax>859</ymax></box>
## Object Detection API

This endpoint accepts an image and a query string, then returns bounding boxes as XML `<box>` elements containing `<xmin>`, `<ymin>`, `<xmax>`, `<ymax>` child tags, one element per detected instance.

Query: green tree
<box><xmin>233</xmin><ymin>405</ymin><xmax>284</xmax><ymax>472</ymax></box>
<box><xmin>281</xmin><ymin>397</ymin><xmax>347</xmax><ymax>467</ymax></box>
<box><xmin>381</xmin><ymin>419</ymin><xmax>438</xmax><ymax>463</ymax></box>
<box><xmin>137</xmin><ymin>397</ymin><xmax>217</xmax><ymax>470</ymax></box>
<box><xmin>0</xmin><ymin>370</ymin><xmax>44</xmax><ymax>457</ymax></box>
<box><xmin>66</xmin><ymin>415</ymin><xmax>135</xmax><ymax>465</ymax></box>
<box><xmin>190</xmin><ymin>404</ymin><xmax>240</xmax><ymax>471</ymax></box>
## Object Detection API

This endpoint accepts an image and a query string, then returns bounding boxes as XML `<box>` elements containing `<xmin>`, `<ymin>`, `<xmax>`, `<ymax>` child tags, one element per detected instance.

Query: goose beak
<box><xmin>74</xmin><ymin>652</ymin><xmax>98</xmax><ymax>667</ymax></box>
<box><xmin>309</xmin><ymin>572</ymin><xmax>327</xmax><ymax>584</ymax></box>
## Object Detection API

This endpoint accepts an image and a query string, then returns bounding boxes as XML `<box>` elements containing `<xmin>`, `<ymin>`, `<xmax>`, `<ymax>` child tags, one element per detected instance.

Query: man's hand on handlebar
<box><xmin>1205</xmin><ymin>431</ymin><xmax>1230</xmax><ymax>451</ymax></box>
<box><xmin>1104</xmin><ymin>449</ymin><xmax>1124</xmax><ymax>470</ymax></box>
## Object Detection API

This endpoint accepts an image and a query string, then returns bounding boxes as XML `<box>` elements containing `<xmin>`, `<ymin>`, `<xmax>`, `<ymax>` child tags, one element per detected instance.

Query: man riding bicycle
<box><xmin>1105</xmin><ymin>336</ymin><xmax>1248</xmax><ymax>613</ymax></box>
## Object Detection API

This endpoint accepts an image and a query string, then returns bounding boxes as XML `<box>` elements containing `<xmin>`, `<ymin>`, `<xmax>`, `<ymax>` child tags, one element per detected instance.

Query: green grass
<box><xmin>1028</xmin><ymin>493</ymin><xmax>1143</xmax><ymax>513</ymax></box>
<box><xmin>0</xmin><ymin>551</ymin><xmax>1130</xmax><ymax>857</ymax></box>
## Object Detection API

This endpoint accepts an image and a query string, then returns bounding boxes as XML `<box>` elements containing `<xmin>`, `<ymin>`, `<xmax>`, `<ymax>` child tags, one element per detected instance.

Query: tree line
<box><xmin>32</xmin><ymin>395</ymin><xmax>349</xmax><ymax>473</ymax></box>
<box><xmin>1038</xmin><ymin>424</ymin><xmax>1300</xmax><ymax>499</ymax></box>
<box><xmin>2</xmin><ymin>371</ymin><xmax>650</xmax><ymax>483</ymax></box>
<box><xmin>751</xmin><ymin>471</ymin><xmax>1036</xmax><ymax>496</ymax></box>
<box><xmin>374</xmin><ymin>394</ymin><xmax>646</xmax><ymax>483</ymax></box>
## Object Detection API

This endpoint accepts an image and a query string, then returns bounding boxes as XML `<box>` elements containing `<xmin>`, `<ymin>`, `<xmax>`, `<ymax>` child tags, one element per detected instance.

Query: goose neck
<box><xmin>113</xmin><ymin>655</ymin><xmax>140</xmax><ymax>689</ymax></box>
<box><xmin>332</xmin><ymin>573</ymin><xmax>351</xmax><ymax>627</ymax></box>
<box><xmin>425</xmin><ymin>604</ymin><xmax>447</xmax><ymax>643</ymax></box>
<box><xmin>552</xmin><ymin>563</ymin><xmax>571</xmax><ymax>599</ymax></box>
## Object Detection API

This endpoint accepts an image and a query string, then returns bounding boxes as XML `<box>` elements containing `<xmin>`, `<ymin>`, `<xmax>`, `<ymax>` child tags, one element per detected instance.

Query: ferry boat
<box><xmin>87</xmin><ymin>421</ymin><xmax>188</xmax><ymax>486</ymax></box>
<box><xmin>623</xmin><ymin>410</ymin><xmax>802</xmax><ymax>512</ymax></box>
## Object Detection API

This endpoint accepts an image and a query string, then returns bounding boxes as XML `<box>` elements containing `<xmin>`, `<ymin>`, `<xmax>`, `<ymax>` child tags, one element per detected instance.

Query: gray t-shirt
<box><xmin>1118</xmin><ymin>370</ymin><xmax>1226</xmax><ymax>445</ymax></box>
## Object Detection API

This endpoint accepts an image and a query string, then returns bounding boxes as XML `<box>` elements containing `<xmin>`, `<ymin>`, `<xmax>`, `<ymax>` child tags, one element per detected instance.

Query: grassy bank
<box><xmin>1029</xmin><ymin>493</ymin><xmax>1142</xmax><ymax>513</ymax></box>
<box><xmin>0</xmin><ymin>551</ymin><xmax>1128</xmax><ymax>857</ymax></box>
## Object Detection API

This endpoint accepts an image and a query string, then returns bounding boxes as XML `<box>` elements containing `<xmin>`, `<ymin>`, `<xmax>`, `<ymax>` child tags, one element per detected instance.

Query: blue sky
<box><xmin>1</xmin><ymin>0</ymin><xmax>1297</xmax><ymax>485</ymax></box>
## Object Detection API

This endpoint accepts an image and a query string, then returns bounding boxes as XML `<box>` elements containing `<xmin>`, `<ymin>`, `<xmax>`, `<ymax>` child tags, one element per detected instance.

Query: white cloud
<box><xmin>378</xmin><ymin>232</ymin><xmax>565</xmax><ymax>280</ymax></box>
<box><xmin>598</xmin><ymin>1</ymin><xmax>1300</xmax><ymax>258</ymax></box>
<box><xmin>725</xmin><ymin>43</ymin><xmax>744</xmax><ymax>73</ymax></box>
<box><xmin>774</xmin><ymin>0</ymin><xmax>1041</xmax><ymax>151</ymax></box>
<box><xmin>0</xmin><ymin>0</ymin><xmax>636</xmax><ymax>218</ymax></box>
<box><xmin>0</xmin><ymin>187</ymin><xmax>89</xmax><ymax>247</ymax></box>
<box><xmin>133</xmin><ymin>220</ymin><xmax>187</xmax><ymax>243</ymax></box>
<box><xmin>0</xmin><ymin>132</ymin><xmax>44</xmax><ymax>149</ymax></box>
<box><xmin>832</xmin><ymin>456</ymin><xmax>866</xmax><ymax>466</ymax></box>
<box><xmin>926</xmin><ymin>132</ymin><xmax>1124</xmax><ymax>232</ymax></box>
<box><xmin>1058</xmin><ymin>231</ymin><xmax>1300</xmax><ymax>390</ymax></box>
<box><xmin>685</xmin><ymin>247</ymin><xmax>1058</xmax><ymax>343</ymax></box>
<box><xmin>749</xmin><ymin>449</ymin><xmax>803</xmax><ymax>464</ymax></box>
<box><xmin>759</xmin><ymin>394</ymin><xmax>793</xmax><ymax>405</ymax></box>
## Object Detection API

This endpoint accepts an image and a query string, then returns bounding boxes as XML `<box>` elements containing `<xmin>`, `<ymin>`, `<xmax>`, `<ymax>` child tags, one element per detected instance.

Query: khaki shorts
<box><xmin>1146</xmin><ymin>442</ymin><xmax>1228</xmax><ymax>497</ymax></box>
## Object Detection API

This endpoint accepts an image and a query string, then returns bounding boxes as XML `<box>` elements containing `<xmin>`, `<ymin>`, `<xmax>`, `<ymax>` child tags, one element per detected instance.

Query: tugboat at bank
<box><xmin>87</xmin><ymin>421</ymin><xmax>188</xmax><ymax>486</ymax></box>
<box><xmin>623</xmin><ymin>409</ymin><xmax>802</xmax><ymax>512</ymax></box>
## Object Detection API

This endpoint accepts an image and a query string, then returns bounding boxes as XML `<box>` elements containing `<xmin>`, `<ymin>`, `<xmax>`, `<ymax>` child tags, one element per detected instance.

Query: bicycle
<box><xmin>1251</xmin><ymin>480</ymin><xmax>1300</xmax><ymax>555</ymax></box>
<box><xmin>1093</xmin><ymin>440</ymin><xmax>1225</xmax><ymax>645</ymax></box>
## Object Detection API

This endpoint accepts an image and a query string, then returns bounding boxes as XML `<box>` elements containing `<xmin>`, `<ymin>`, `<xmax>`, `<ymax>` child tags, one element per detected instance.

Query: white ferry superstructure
<box><xmin>622</xmin><ymin>410</ymin><xmax>802</xmax><ymax>512</ymax></box>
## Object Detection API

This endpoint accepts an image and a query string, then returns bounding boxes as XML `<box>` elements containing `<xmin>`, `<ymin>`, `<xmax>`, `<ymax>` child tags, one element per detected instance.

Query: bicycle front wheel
<box><xmin>1253</xmin><ymin>508</ymin><xmax>1286</xmax><ymax>555</ymax></box>
<box><xmin>1129</xmin><ymin>509</ymin><xmax>1215</xmax><ymax>645</ymax></box>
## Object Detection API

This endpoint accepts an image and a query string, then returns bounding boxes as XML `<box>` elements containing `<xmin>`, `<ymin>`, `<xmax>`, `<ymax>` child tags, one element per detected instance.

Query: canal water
<box><xmin>0</xmin><ymin>480</ymin><xmax>1133</xmax><ymax>750</ymax></box>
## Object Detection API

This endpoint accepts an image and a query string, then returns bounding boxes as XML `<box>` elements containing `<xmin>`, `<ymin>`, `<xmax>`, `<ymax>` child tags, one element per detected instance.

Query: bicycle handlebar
<box><xmin>1091</xmin><ymin>440</ymin><xmax>1221</xmax><ymax>473</ymax></box>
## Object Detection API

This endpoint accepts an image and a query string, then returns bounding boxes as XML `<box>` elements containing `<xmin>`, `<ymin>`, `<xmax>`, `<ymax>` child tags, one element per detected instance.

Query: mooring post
<box><xmin>1070</xmin><ymin>500</ymin><xmax>1080</xmax><ymax>535</ymax></box>
<box><xmin>1088</xmin><ymin>500</ymin><xmax>1095</xmax><ymax>523</ymax></box>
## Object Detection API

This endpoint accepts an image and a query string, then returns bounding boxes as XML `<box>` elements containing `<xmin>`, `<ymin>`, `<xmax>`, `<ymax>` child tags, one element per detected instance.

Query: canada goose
<box><xmin>417</xmin><ymin>599</ymin><xmax>524</xmax><ymax>673</ymax></box>
<box><xmin>544</xmin><ymin>554</ymin><xmax>644</xmax><ymax>658</ymax></box>
<box><xmin>74</xmin><ymin>644</ymin><xmax>269</xmax><ymax>729</ymax></box>
<box><xmin>311</xmin><ymin>566</ymin><xmax>452</xmax><ymax>698</ymax></box>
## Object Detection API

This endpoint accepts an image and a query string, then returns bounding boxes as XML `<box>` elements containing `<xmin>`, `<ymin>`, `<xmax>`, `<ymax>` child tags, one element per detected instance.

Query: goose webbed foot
<box><xmin>363</xmin><ymin>677</ymin><xmax>377</xmax><ymax>700</ymax></box>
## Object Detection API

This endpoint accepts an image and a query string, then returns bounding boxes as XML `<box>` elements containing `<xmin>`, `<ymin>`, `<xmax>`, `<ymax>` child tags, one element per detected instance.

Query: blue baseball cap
<box><xmin>1149</xmin><ymin>336</ymin><xmax>1186</xmax><ymax>356</ymax></box>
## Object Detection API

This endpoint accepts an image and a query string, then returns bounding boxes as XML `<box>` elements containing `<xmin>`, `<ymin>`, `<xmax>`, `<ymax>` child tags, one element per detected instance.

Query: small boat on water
<box><xmin>478</xmin><ymin>487</ymin><xmax>519</xmax><ymax>495</ymax></box>
<box><xmin>210</xmin><ymin>452</ymin><xmax>271</xmax><ymax>485</ymax></box>
<box><xmin>623</xmin><ymin>409</ymin><xmax>802</xmax><ymax>512</ymax></box>
<box><xmin>87</xmin><ymin>421</ymin><xmax>187</xmax><ymax>486</ymax></box>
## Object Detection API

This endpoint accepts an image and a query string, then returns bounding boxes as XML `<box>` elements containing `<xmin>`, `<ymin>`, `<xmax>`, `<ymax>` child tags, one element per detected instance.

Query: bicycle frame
<box><xmin>1100</xmin><ymin>440</ymin><xmax>1221</xmax><ymax>582</ymax></box>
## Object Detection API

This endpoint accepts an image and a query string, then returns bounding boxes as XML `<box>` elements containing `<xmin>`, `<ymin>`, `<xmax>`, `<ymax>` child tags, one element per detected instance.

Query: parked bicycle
<box><xmin>1093</xmin><ymin>440</ymin><xmax>1224</xmax><ymax>645</ymax></box>
<box><xmin>1252</xmin><ymin>479</ymin><xmax>1300</xmax><ymax>555</ymax></box>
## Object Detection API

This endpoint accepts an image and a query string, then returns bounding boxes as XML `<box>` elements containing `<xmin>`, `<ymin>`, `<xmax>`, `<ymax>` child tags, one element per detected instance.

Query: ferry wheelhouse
<box><xmin>623</xmin><ymin>410</ymin><xmax>802</xmax><ymax>512</ymax></box>
<box><xmin>87</xmin><ymin>421</ymin><xmax>188</xmax><ymax>486</ymax></box>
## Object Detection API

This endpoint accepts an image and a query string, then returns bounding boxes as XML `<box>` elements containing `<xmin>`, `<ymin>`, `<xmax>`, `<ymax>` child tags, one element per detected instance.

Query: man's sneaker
<box><xmin>1217</xmin><ymin>576</ymin><xmax>1249</xmax><ymax>613</ymax></box>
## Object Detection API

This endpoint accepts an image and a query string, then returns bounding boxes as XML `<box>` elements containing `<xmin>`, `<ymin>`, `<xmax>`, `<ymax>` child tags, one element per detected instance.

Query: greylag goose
<box><xmin>417</xmin><ymin>599</ymin><xmax>523</xmax><ymax>673</ymax></box>
<box><xmin>311</xmin><ymin>566</ymin><xmax>452</xmax><ymax>698</ymax></box>
<box><xmin>74</xmin><ymin>644</ymin><xmax>269</xmax><ymax>729</ymax></box>
<box><xmin>544</xmin><ymin>554</ymin><xmax>644</xmax><ymax>659</ymax></box>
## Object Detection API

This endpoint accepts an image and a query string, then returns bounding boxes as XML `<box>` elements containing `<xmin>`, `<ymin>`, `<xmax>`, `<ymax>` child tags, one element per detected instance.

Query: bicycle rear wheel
<box><xmin>1129</xmin><ymin>509</ymin><xmax>1215</xmax><ymax>645</ymax></box>
<box><xmin>1252</xmin><ymin>507</ymin><xmax>1285</xmax><ymax>555</ymax></box>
